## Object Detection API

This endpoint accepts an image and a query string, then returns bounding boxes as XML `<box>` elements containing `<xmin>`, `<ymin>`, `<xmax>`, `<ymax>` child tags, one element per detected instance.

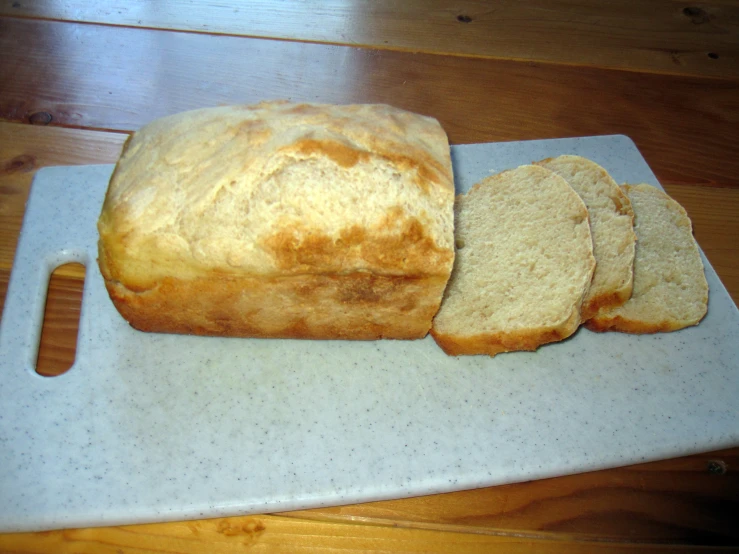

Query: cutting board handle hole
<box><xmin>35</xmin><ymin>263</ymin><xmax>86</xmax><ymax>377</ymax></box>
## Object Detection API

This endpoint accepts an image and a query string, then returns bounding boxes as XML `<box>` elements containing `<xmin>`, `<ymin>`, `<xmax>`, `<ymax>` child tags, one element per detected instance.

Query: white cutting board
<box><xmin>1</xmin><ymin>135</ymin><xmax>738</xmax><ymax>532</ymax></box>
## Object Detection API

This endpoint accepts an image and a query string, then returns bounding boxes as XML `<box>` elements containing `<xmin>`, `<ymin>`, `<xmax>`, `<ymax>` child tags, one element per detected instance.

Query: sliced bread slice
<box><xmin>431</xmin><ymin>165</ymin><xmax>596</xmax><ymax>356</ymax></box>
<box><xmin>535</xmin><ymin>155</ymin><xmax>636</xmax><ymax>320</ymax></box>
<box><xmin>586</xmin><ymin>184</ymin><xmax>708</xmax><ymax>333</ymax></box>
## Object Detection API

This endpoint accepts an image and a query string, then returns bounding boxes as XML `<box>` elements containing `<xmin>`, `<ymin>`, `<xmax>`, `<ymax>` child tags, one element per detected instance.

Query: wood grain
<box><xmin>0</xmin><ymin>121</ymin><xmax>127</xmax><ymax>168</ymax></box>
<box><xmin>2</xmin><ymin>0</ymin><xmax>738</xmax><ymax>79</ymax></box>
<box><xmin>284</xmin><ymin>449</ymin><xmax>739</xmax><ymax>545</ymax></box>
<box><xmin>0</xmin><ymin>509</ymin><xmax>737</xmax><ymax>553</ymax></box>
<box><xmin>1</xmin><ymin>18</ymin><xmax>738</xmax><ymax>191</ymax></box>
<box><xmin>34</xmin><ymin>265</ymin><xmax>84</xmax><ymax>377</ymax></box>
<box><xmin>0</xmin><ymin>267</ymin><xmax>84</xmax><ymax>377</ymax></box>
<box><xmin>0</xmin><ymin>122</ymin><xmax>127</xmax><ymax>273</ymax></box>
<box><xmin>0</xmin><ymin>267</ymin><xmax>82</xmax><ymax>377</ymax></box>
<box><xmin>663</xmin><ymin>183</ymin><xmax>739</xmax><ymax>293</ymax></box>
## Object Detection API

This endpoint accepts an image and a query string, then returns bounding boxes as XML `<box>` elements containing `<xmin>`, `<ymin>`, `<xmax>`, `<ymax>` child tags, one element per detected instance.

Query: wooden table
<box><xmin>1</xmin><ymin>1</ymin><xmax>738</xmax><ymax>551</ymax></box>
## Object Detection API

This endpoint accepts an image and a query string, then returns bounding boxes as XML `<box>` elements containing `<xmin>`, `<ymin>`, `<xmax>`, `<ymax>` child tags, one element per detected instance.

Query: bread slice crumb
<box><xmin>431</xmin><ymin>165</ymin><xmax>595</xmax><ymax>356</ymax></box>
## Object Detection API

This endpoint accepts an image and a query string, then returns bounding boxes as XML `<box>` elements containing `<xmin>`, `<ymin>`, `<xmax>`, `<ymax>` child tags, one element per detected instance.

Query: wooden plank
<box><xmin>1</xmin><ymin>18</ymin><xmax>738</xmax><ymax>189</ymax></box>
<box><xmin>0</xmin><ymin>267</ymin><xmax>84</xmax><ymax>377</ymax></box>
<box><xmin>0</xmin><ymin>121</ymin><xmax>127</xmax><ymax>167</ymax></box>
<box><xmin>0</xmin><ymin>123</ymin><xmax>127</xmax><ymax>273</ymax></box>
<box><xmin>34</xmin><ymin>266</ymin><xmax>84</xmax><ymax>377</ymax></box>
<box><xmin>1</xmin><ymin>0</ymin><xmax>738</xmax><ymax>79</ymax></box>
<box><xmin>663</xmin><ymin>182</ymin><xmax>739</xmax><ymax>294</ymax></box>
<box><xmin>0</xmin><ymin>511</ymin><xmax>735</xmax><ymax>553</ymax></box>
<box><xmin>284</xmin><ymin>448</ymin><xmax>739</xmax><ymax>545</ymax></box>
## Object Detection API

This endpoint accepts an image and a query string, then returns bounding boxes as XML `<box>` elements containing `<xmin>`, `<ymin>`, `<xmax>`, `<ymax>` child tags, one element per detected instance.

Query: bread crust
<box><xmin>105</xmin><ymin>271</ymin><xmax>448</xmax><ymax>340</ymax></box>
<box><xmin>97</xmin><ymin>102</ymin><xmax>455</xmax><ymax>339</ymax></box>
<box><xmin>431</xmin><ymin>308</ymin><xmax>581</xmax><ymax>356</ymax></box>
<box><xmin>580</xmin><ymin>288</ymin><xmax>632</xmax><ymax>321</ymax></box>
<box><xmin>584</xmin><ymin>315</ymin><xmax>699</xmax><ymax>334</ymax></box>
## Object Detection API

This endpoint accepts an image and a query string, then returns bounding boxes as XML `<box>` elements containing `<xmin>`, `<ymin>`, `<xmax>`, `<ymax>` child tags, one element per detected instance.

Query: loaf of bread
<box><xmin>534</xmin><ymin>155</ymin><xmax>636</xmax><ymax>320</ymax></box>
<box><xmin>430</xmin><ymin>165</ymin><xmax>596</xmax><ymax>356</ymax></box>
<box><xmin>586</xmin><ymin>184</ymin><xmax>708</xmax><ymax>333</ymax></box>
<box><xmin>97</xmin><ymin>102</ymin><xmax>456</xmax><ymax>339</ymax></box>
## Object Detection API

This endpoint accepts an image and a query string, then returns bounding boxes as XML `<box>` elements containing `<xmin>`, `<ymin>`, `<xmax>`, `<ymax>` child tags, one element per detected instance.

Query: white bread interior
<box><xmin>431</xmin><ymin>164</ymin><xmax>596</xmax><ymax>356</ymax></box>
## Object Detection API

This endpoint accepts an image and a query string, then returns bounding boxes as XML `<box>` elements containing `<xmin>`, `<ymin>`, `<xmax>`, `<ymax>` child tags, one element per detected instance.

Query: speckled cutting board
<box><xmin>1</xmin><ymin>135</ymin><xmax>738</xmax><ymax>532</ymax></box>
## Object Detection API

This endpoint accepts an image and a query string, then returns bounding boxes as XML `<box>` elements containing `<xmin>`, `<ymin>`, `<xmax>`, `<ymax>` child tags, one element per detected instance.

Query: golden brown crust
<box><xmin>430</xmin><ymin>324</ymin><xmax>577</xmax><ymax>357</ymax></box>
<box><xmin>260</xmin><ymin>210</ymin><xmax>453</xmax><ymax>276</ymax></box>
<box><xmin>103</xmin><ymin>271</ymin><xmax>448</xmax><ymax>340</ymax></box>
<box><xmin>584</xmin><ymin>316</ymin><xmax>696</xmax><ymax>334</ymax></box>
<box><xmin>287</xmin><ymin>138</ymin><xmax>370</xmax><ymax>169</ymax></box>
<box><xmin>580</xmin><ymin>288</ymin><xmax>632</xmax><ymax>322</ymax></box>
<box><xmin>431</xmin><ymin>307</ymin><xmax>582</xmax><ymax>357</ymax></box>
<box><xmin>283</xmin><ymin>137</ymin><xmax>447</xmax><ymax>194</ymax></box>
